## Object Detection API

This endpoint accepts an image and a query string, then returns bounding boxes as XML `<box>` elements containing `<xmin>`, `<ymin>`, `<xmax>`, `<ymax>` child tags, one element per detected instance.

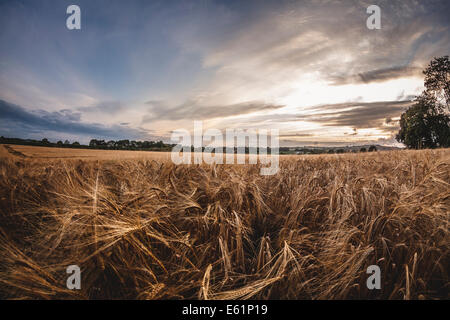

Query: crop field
<box><xmin>0</xmin><ymin>144</ymin><xmax>448</xmax><ymax>299</ymax></box>
<box><xmin>0</xmin><ymin>144</ymin><xmax>173</xmax><ymax>161</ymax></box>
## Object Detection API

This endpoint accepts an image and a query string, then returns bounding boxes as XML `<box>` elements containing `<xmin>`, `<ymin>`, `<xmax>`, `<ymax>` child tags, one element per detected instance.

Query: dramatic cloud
<box><xmin>143</xmin><ymin>100</ymin><xmax>285</xmax><ymax>122</ymax></box>
<box><xmin>186</xmin><ymin>0</ymin><xmax>449</xmax><ymax>102</ymax></box>
<box><xmin>328</xmin><ymin>66</ymin><xmax>423</xmax><ymax>85</ymax></box>
<box><xmin>0</xmin><ymin>0</ymin><xmax>448</xmax><ymax>145</ymax></box>
<box><xmin>302</xmin><ymin>100</ymin><xmax>414</xmax><ymax>130</ymax></box>
<box><xmin>0</xmin><ymin>100</ymin><xmax>154</xmax><ymax>143</ymax></box>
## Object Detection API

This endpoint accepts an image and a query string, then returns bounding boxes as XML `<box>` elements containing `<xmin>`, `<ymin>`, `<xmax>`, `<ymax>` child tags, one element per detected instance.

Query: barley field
<box><xmin>0</xmin><ymin>144</ymin><xmax>448</xmax><ymax>299</ymax></box>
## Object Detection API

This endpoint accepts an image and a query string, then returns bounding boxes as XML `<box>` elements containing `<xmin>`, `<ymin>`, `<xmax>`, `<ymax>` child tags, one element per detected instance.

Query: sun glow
<box><xmin>279</xmin><ymin>75</ymin><xmax>424</xmax><ymax>110</ymax></box>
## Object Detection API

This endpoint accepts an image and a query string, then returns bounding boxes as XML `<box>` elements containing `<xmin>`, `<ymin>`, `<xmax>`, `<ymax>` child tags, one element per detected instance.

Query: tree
<box><xmin>368</xmin><ymin>145</ymin><xmax>377</xmax><ymax>152</ymax></box>
<box><xmin>155</xmin><ymin>140</ymin><xmax>164</xmax><ymax>148</ymax></box>
<box><xmin>89</xmin><ymin>139</ymin><xmax>107</xmax><ymax>148</ymax></box>
<box><xmin>89</xmin><ymin>139</ymin><xmax>98</xmax><ymax>147</ymax></box>
<box><xmin>423</xmin><ymin>55</ymin><xmax>449</xmax><ymax>111</ymax></box>
<box><xmin>397</xmin><ymin>93</ymin><xmax>450</xmax><ymax>148</ymax></box>
<box><xmin>396</xmin><ymin>57</ymin><xmax>450</xmax><ymax>149</ymax></box>
<box><xmin>116</xmin><ymin>140</ymin><xmax>130</xmax><ymax>149</ymax></box>
<box><xmin>360</xmin><ymin>147</ymin><xmax>367</xmax><ymax>152</ymax></box>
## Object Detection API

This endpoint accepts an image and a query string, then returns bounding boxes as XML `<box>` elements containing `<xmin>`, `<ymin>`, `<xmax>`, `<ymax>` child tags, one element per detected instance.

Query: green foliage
<box><xmin>397</xmin><ymin>92</ymin><xmax>450</xmax><ymax>149</ymax></box>
<box><xmin>397</xmin><ymin>57</ymin><xmax>450</xmax><ymax>149</ymax></box>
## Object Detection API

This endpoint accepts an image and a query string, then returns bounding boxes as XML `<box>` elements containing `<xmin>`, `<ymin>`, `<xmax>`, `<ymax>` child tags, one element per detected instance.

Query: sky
<box><xmin>0</xmin><ymin>0</ymin><xmax>449</xmax><ymax>146</ymax></box>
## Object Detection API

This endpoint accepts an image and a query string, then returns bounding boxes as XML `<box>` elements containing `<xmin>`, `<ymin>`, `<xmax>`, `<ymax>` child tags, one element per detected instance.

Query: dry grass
<box><xmin>0</xmin><ymin>145</ymin><xmax>449</xmax><ymax>300</ymax></box>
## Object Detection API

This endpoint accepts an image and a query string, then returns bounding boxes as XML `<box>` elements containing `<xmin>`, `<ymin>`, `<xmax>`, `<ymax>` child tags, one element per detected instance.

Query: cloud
<box><xmin>1</xmin><ymin>0</ymin><xmax>449</xmax><ymax>146</ymax></box>
<box><xmin>176</xmin><ymin>0</ymin><xmax>449</xmax><ymax>108</ymax></box>
<box><xmin>207</xmin><ymin>99</ymin><xmax>413</xmax><ymax>139</ymax></box>
<box><xmin>0</xmin><ymin>99</ymin><xmax>154</xmax><ymax>143</ymax></box>
<box><xmin>143</xmin><ymin>100</ymin><xmax>285</xmax><ymax>122</ymax></box>
<box><xmin>280</xmin><ymin>133</ymin><xmax>314</xmax><ymax>138</ymax></box>
<box><xmin>301</xmin><ymin>100</ymin><xmax>414</xmax><ymax>131</ymax></box>
<box><xmin>328</xmin><ymin>66</ymin><xmax>423</xmax><ymax>85</ymax></box>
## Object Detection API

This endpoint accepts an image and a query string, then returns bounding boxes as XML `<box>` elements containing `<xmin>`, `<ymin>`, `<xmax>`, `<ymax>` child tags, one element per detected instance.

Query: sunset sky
<box><xmin>1</xmin><ymin>0</ymin><xmax>449</xmax><ymax>146</ymax></box>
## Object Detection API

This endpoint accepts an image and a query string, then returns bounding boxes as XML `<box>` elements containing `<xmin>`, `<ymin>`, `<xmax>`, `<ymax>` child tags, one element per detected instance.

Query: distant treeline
<box><xmin>0</xmin><ymin>136</ymin><xmax>282</xmax><ymax>154</ymax></box>
<box><xmin>89</xmin><ymin>139</ymin><xmax>277</xmax><ymax>154</ymax></box>
<box><xmin>88</xmin><ymin>139</ymin><xmax>175</xmax><ymax>151</ymax></box>
<box><xmin>283</xmin><ymin>145</ymin><xmax>378</xmax><ymax>155</ymax></box>
<box><xmin>0</xmin><ymin>136</ymin><xmax>275</xmax><ymax>154</ymax></box>
<box><xmin>0</xmin><ymin>136</ymin><xmax>175</xmax><ymax>152</ymax></box>
<box><xmin>1</xmin><ymin>136</ymin><xmax>379</xmax><ymax>154</ymax></box>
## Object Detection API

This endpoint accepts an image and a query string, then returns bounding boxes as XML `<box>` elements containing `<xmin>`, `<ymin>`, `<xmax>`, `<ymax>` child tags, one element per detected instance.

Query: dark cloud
<box><xmin>0</xmin><ymin>99</ymin><xmax>153</xmax><ymax>142</ymax></box>
<box><xmin>143</xmin><ymin>100</ymin><xmax>285</xmax><ymax>122</ymax></box>
<box><xmin>301</xmin><ymin>100</ymin><xmax>413</xmax><ymax>132</ymax></box>
<box><xmin>328</xmin><ymin>66</ymin><xmax>423</xmax><ymax>85</ymax></box>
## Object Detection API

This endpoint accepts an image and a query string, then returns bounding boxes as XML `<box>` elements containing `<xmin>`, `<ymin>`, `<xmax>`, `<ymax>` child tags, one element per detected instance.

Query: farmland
<box><xmin>0</xmin><ymin>144</ymin><xmax>172</xmax><ymax>161</ymax></box>
<box><xmin>0</xmin><ymin>144</ymin><xmax>449</xmax><ymax>299</ymax></box>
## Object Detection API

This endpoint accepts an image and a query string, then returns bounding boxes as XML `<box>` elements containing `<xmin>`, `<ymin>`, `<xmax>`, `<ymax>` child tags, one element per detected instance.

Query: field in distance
<box><xmin>0</xmin><ymin>144</ymin><xmax>172</xmax><ymax>161</ymax></box>
<box><xmin>0</xmin><ymin>143</ymin><xmax>449</xmax><ymax>300</ymax></box>
<box><xmin>0</xmin><ymin>144</ymin><xmax>331</xmax><ymax>163</ymax></box>
<box><xmin>0</xmin><ymin>144</ymin><xmax>422</xmax><ymax>162</ymax></box>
